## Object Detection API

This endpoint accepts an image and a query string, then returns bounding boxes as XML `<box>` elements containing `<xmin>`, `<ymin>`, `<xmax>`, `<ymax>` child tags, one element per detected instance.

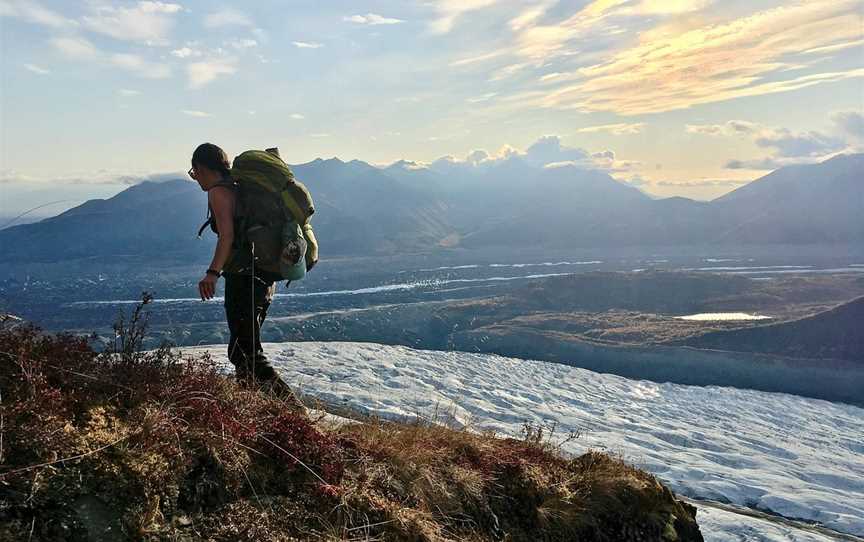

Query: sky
<box><xmin>0</xmin><ymin>0</ymin><xmax>862</xmax><ymax>219</ymax></box>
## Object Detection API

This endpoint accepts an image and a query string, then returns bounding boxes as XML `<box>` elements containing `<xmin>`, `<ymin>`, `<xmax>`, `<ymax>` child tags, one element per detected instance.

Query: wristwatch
<box><xmin>206</xmin><ymin>268</ymin><xmax>222</xmax><ymax>277</ymax></box>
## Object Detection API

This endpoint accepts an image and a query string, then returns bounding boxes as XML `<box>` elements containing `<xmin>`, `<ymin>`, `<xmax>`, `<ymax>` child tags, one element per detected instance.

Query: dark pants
<box><xmin>223</xmin><ymin>273</ymin><xmax>305</xmax><ymax>412</ymax></box>
<box><xmin>224</xmin><ymin>272</ymin><xmax>281</xmax><ymax>384</ymax></box>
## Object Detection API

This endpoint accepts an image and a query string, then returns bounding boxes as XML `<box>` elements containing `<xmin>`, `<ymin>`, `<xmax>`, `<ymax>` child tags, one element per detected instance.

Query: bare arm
<box><xmin>208</xmin><ymin>186</ymin><xmax>235</xmax><ymax>272</ymax></box>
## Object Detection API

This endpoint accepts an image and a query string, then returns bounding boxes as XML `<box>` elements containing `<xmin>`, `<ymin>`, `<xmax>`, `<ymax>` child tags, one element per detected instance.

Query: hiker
<box><xmin>189</xmin><ymin>142</ymin><xmax>305</xmax><ymax>410</ymax></box>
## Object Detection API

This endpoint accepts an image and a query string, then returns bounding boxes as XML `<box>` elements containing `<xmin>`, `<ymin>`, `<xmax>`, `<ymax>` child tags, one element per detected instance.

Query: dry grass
<box><xmin>0</xmin><ymin>299</ymin><xmax>702</xmax><ymax>541</ymax></box>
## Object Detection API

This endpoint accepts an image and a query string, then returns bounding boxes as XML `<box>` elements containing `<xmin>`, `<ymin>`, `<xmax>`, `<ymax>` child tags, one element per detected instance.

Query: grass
<box><xmin>0</xmin><ymin>297</ymin><xmax>702</xmax><ymax>541</ymax></box>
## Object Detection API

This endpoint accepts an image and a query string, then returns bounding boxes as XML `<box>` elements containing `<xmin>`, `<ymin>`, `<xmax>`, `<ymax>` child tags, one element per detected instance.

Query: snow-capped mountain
<box><xmin>183</xmin><ymin>341</ymin><xmax>864</xmax><ymax>541</ymax></box>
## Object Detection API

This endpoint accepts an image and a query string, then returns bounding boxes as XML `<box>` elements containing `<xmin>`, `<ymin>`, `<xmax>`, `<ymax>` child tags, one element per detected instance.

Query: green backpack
<box><xmin>199</xmin><ymin>148</ymin><xmax>319</xmax><ymax>280</ymax></box>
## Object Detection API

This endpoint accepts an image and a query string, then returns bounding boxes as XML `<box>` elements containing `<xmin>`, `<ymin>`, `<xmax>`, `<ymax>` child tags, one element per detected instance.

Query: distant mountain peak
<box><xmin>387</xmin><ymin>159</ymin><xmax>428</xmax><ymax>171</ymax></box>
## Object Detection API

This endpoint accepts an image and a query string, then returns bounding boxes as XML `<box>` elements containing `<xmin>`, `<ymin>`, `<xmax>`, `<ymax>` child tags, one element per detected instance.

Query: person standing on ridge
<box><xmin>189</xmin><ymin>142</ymin><xmax>304</xmax><ymax>411</ymax></box>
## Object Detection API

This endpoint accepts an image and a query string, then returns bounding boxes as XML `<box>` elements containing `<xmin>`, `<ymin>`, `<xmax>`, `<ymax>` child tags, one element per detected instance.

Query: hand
<box><xmin>198</xmin><ymin>273</ymin><xmax>219</xmax><ymax>301</ymax></box>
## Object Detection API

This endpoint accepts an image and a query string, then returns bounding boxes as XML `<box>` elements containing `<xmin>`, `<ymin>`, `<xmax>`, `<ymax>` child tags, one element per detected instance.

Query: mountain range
<box><xmin>0</xmin><ymin>153</ymin><xmax>861</xmax><ymax>263</ymax></box>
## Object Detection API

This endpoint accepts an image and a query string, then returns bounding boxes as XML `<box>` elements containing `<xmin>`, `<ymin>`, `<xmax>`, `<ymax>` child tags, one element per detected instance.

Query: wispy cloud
<box><xmin>289</xmin><ymin>113</ymin><xmax>305</xmax><ymax>120</ymax></box>
<box><xmin>428</xmin><ymin>0</ymin><xmax>501</xmax><ymax>34</ymax></box>
<box><xmin>181</xmin><ymin>110</ymin><xmax>211</xmax><ymax>117</ymax></box>
<box><xmin>119</xmin><ymin>89</ymin><xmax>141</xmax><ymax>96</ymax></box>
<box><xmin>577</xmin><ymin>123</ymin><xmax>644</xmax><ymax>135</ymax></box>
<box><xmin>52</xmin><ymin>36</ymin><xmax>171</xmax><ymax>78</ymax></box>
<box><xmin>0</xmin><ymin>0</ymin><xmax>76</xmax><ymax>28</ymax></box>
<box><xmin>81</xmin><ymin>1</ymin><xmax>183</xmax><ymax>45</ymax></box>
<box><xmin>186</xmin><ymin>58</ymin><xmax>236</xmax><ymax>88</ymax></box>
<box><xmin>526</xmin><ymin>0</ymin><xmax>864</xmax><ymax>114</ymax></box>
<box><xmin>344</xmin><ymin>13</ymin><xmax>404</xmax><ymax>25</ymax></box>
<box><xmin>51</xmin><ymin>36</ymin><xmax>99</xmax><ymax>59</ymax></box>
<box><xmin>204</xmin><ymin>8</ymin><xmax>252</xmax><ymax>28</ymax></box>
<box><xmin>292</xmin><ymin>41</ymin><xmax>323</xmax><ymax>49</ymax></box>
<box><xmin>23</xmin><ymin>63</ymin><xmax>50</xmax><ymax>75</ymax></box>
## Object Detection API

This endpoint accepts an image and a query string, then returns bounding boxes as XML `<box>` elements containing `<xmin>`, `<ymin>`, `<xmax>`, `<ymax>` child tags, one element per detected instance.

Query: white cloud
<box><xmin>181</xmin><ymin>110</ymin><xmax>211</xmax><ymax>117</ymax></box>
<box><xmin>292</xmin><ymin>41</ymin><xmax>323</xmax><ymax>49</ymax></box>
<box><xmin>186</xmin><ymin>58</ymin><xmax>236</xmax><ymax>88</ymax></box>
<box><xmin>23</xmin><ymin>63</ymin><xmax>50</xmax><ymax>75</ymax></box>
<box><xmin>110</xmin><ymin>53</ymin><xmax>171</xmax><ymax>79</ymax></box>
<box><xmin>51</xmin><ymin>37</ymin><xmax>99</xmax><ymax>59</ymax></box>
<box><xmin>81</xmin><ymin>1</ymin><xmax>183</xmax><ymax>45</ymax></box>
<box><xmin>310</xmin><ymin>133</ymin><xmax>330</xmax><ymax>138</ymax></box>
<box><xmin>289</xmin><ymin>113</ymin><xmax>305</xmax><ymax>120</ymax></box>
<box><xmin>171</xmin><ymin>47</ymin><xmax>202</xmax><ymax>58</ymax></box>
<box><xmin>137</xmin><ymin>1</ymin><xmax>182</xmax><ymax>14</ymax></box>
<box><xmin>0</xmin><ymin>0</ymin><xmax>75</xmax><ymax>28</ymax></box>
<box><xmin>204</xmin><ymin>8</ymin><xmax>253</xmax><ymax>28</ymax></box>
<box><xmin>344</xmin><ymin>13</ymin><xmax>404</xmax><ymax>25</ymax></box>
<box><xmin>577</xmin><ymin>123</ymin><xmax>644</xmax><ymax>135</ymax></box>
<box><xmin>119</xmin><ymin>89</ymin><xmax>141</xmax><ymax>96</ymax></box>
<box><xmin>226</xmin><ymin>38</ymin><xmax>257</xmax><ymax>49</ymax></box>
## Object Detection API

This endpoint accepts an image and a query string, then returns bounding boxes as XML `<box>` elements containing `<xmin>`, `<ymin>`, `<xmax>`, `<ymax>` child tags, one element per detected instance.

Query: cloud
<box><xmin>51</xmin><ymin>35</ymin><xmax>172</xmax><ymax>79</ymax></box>
<box><xmin>832</xmin><ymin>111</ymin><xmax>864</xmax><ymax>142</ymax></box>
<box><xmin>186</xmin><ymin>58</ymin><xmax>236</xmax><ymax>88</ymax></box>
<box><xmin>51</xmin><ymin>36</ymin><xmax>99</xmax><ymax>59</ymax></box>
<box><xmin>577</xmin><ymin>123</ymin><xmax>644</xmax><ymax>135</ymax></box>
<box><xmin>514</xmin><ymin>0</ymin><xmax>863</xmax><ymax>115</ymax></box>
<box><xmin>204</xmin><ymin>8</ymin><xmax>253</xmax><ymax>28</ymax></box>
<box><xmin>688</xmin><ymin>119</ymin><xmax>850</xmax><ymax>169</ymax></box>
<box><xmin>523</xmin><ymin>135</ymin><xmax>589</xmax><ymax>166</ymax></box>
<box><xmin>289</xmin><ymin>113</ymin><xmax>305</xmax><ymax>120</ymax></box>
<box><xmin>344</xmin><ymin>13</ymin><xmax>404</xmax><ymax>25</ymax></box>
<box><xmin>119</xmin><ymin>89</ymin><xmax>141</xmax><ymax>96</ymax></box>
<box><xmin>23</xmin><ymin>63</ymin><xmax>50</xmax><ymax>75</ymax></box>
<box><xmin>292</xmin><ymin>41</ymin><xmax>323</xmax><ymax>49</ymax></box>
<box><xmin>428</xmin><ymin>0</ymin><xmax>501</xmax><ymax>34</ymax></box>
<box><xmin>81</xmin><ymin>1</ymin><xmax>183</xmax><ymax>45</ymax></box>
<box><xmin>654</xmin><ymin>178</ymin><xmax>750</xmax><ymax>188</ymax></box>
<box><xmin>181</xmin><ymin>110</ymin><xmax>211</xmax><ymax>117</ymax></box>
<box><xmin>110</xmin><ymin>53</ymin><xmax>171</xmax><ymax>78</ymax></box>
<box><xmin>171</xmin><ymin>47</ymin><xmax>202</xmax><ymax>58</ymax></box>
<box><xmin>753</xmin><ymin>129</ymin><xmax>844</xmax><ymax>158</ymax></box>
<box><xmin>0</xmin><ymin>0</ymin><xmax>75</xmax><ymax>28</ymax></box>
<box><xmin>685</xmin><ymin>121</ymin><xmax>761</xmax><ymax>136</ymax></box>
<box><xmin>310</xmin><ymin>133</ymin><xmax>330</xmax><ymax>138</ymax></box>
<box><xmin>226</xmin><ymin>38</ymin><xmax>257</xmax><ymax>49</ymax></box>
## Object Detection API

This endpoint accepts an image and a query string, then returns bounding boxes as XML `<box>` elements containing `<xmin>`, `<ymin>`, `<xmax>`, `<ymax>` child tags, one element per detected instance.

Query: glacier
<box><xmin>184</xmin><ymin>341</ymin><xmax>864</xmax><ymax>540</ymax></box>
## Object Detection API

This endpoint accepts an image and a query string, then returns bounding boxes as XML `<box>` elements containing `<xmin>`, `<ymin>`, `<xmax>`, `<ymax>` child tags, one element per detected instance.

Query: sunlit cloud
<box><xmin>181</xmin><ymin>110</ymin><xmax>211</xmax><ymax>117</ymax></box>
<box><xmin>186</xmin><ymin>58</ymin><xmax>236</xmax><ymax>88</ymax></box>
<box><xmin>577</xmin><ymin>123</ymin><xmax>644</xmax><ymax>135</ymax></box>
<box><xmin>344</xmin><ymin>13</ymin><xmax>404</xmax><ymax>25</ymax></box>
<box><xmin>528</xmin><ymin>0</ymin><xmax>863</xmax><ymax>114</ymax></box>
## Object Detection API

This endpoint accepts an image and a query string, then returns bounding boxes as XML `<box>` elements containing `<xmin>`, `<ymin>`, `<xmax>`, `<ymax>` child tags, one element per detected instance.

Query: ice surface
<box><xmin>185</xmin><ymin>341</ymin><xmax>864</xmax><ymax>539</ymax></box>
